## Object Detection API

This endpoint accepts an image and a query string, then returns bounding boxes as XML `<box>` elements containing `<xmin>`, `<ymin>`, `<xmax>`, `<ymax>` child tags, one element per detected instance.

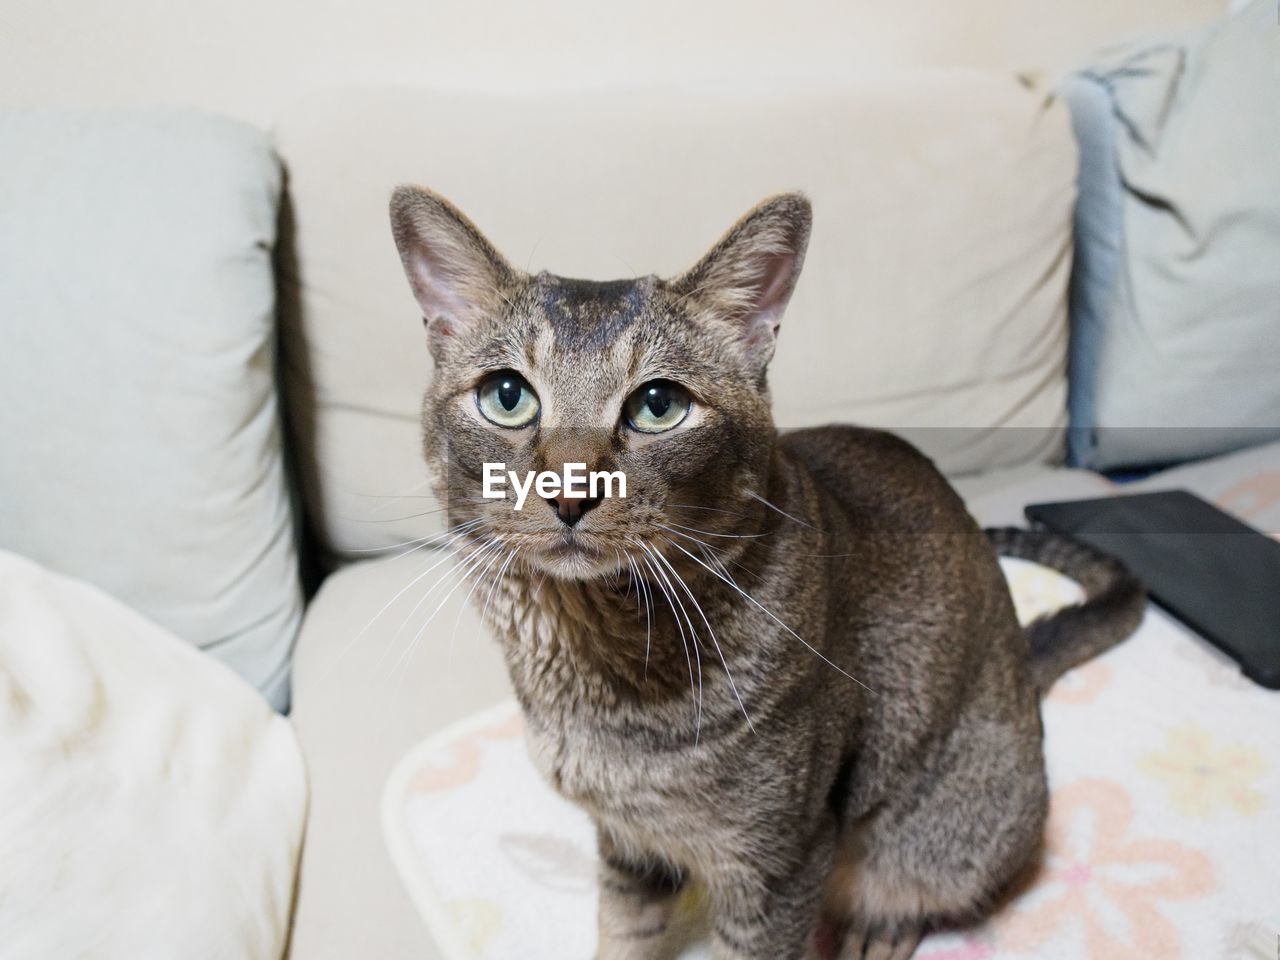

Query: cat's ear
<box><xmin>390</xmin><ymin>186</ymin><xmax>517</xmax><ymax>357</ymax></box>
<box><xmin>671</xmin><ymin>192</ymin><xmax>811</xmax><ymax>370</ymax></box>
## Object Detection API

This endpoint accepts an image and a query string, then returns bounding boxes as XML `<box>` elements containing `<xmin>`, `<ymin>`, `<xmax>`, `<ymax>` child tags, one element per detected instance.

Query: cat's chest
<box><xmin>523</xmin><ymin>709</ymin><xmax>719</xmax><ymax>818</ymax></box>
<box><xmin>522</xmin><ymin>710</ymin><xmax>766</xmax><ymax>872</ymax></box>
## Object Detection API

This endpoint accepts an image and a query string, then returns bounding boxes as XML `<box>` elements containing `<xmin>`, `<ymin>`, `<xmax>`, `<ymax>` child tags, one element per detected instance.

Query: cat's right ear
<box><xmin>390</xmin><ymin>186</ymin><xmax>516</xmax><ymax>358</ymax></box>
<box><xmin>670</xmin><ymin>193</ymin><xmax>811</xmax><ymax>372</ymax></box>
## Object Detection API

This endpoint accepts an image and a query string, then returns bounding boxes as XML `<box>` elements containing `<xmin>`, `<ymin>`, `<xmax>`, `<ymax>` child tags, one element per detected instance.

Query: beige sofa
<box><xmin>2</xmin><ymin>49</ymin><xmax>1274</xmax><ymax>960</ymax></box>
<box><xmin>269</xmin><ymin>72</ymin><xmax>1277</xmax><ymax>957</ymax></box>
<box><xmin>4</xmin><ymin>63</ymin><xmax>1271</xmax><ymax>960</ymax></box>
<box><xmin>7</xmin><ymin>0</ymin><xmax>1277</xmax><ymax>952</ymax></box>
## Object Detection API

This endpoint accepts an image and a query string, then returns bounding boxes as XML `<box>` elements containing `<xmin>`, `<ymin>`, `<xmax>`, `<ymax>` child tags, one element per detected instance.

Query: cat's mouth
<box><xmin>531</xmin><ymin>531</ymin><xmax>617</xmax><ymax>579</ymax></box>
<box><xmin>543</xmin><ymin>538</ymin><xmax>601</xmax><ymax>561</ymax></box>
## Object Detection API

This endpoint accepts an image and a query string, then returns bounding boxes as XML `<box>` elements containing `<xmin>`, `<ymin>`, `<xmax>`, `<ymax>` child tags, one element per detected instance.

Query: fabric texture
<box><xmin>0</xmin><ymin>550</ymin><xmax>307</xmax><ymax>960</ymax></box>
<box><xmin>0</xmin><ymin>108</ymin><xmax>303</xmax><ymax>709</ymax></box>
<box><xmin>273</xmin><ymin>75</ymin><xmax>1077</xmax><ymax>559</ymax></box>
<box><xmin>1064</xmin><ymin>0</ymin><xmax>1280</xmax><ymax>469</ymax></box>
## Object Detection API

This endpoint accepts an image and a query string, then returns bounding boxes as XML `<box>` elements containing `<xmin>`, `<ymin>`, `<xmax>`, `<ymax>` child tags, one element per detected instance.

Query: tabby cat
<box><xmin>389</xmin><ymin>187</ymin><xmax>1144</xmax><ymax>960</ymax></box>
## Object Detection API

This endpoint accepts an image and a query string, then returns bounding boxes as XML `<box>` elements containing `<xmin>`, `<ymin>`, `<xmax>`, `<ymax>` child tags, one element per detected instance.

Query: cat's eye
<box><xmin>624</xmin><ymin>380</ymin><xmax>692</xmax><ymax>434</ymax></box>
<box><xmin>476</xmin><ymin>370</ymin><xmax>540</xmax><ymax>428</ymax></box>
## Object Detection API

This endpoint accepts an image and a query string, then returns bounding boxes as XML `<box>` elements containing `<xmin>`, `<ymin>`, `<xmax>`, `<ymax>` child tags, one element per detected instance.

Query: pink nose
<box><xmin>546</xmin><ymin>492</ymin><xmax>601</xmax><ymax>527</ymax></box>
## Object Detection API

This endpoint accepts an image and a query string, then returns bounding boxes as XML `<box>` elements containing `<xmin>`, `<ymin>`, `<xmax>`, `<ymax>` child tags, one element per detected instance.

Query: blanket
<box><xmin>0</xmin><ymin>550</ymin><xmax>307</xmax><ymax>960</ymax></box>
<box><xmin>383</xmin><ymin>559</ymin><xmax>1280</xmax><ymax>960</ymax></box>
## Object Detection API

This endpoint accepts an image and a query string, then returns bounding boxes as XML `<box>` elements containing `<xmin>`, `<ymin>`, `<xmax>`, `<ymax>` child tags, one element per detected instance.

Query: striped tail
<box><xmin>987</xmin><ymin>527</ymin><xmax>1146</xmax><ymax>691</ymax></box>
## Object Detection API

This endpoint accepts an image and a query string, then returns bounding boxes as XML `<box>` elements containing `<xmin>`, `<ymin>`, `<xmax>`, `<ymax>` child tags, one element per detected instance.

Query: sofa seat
<box><xmin>289</xmin><ymin>553</ymin><xmax>512</xmax><ymax>960</ymax></box>
<box><xmin>287</xmin><ymin>439</ymin><xmax>1279</xmax><ymax>959</ymax></box>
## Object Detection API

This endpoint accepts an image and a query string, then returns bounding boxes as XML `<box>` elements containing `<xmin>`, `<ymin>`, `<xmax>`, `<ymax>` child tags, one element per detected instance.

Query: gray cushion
<box><xmin>0</xmin><ymin>108</ymin><xmax>302</xmax><ymax>710</ymax></box>
<box><xmin>1065</xmin><ymin>0</ymin><xmax>1280</xmax><ymax>469</ymax></box>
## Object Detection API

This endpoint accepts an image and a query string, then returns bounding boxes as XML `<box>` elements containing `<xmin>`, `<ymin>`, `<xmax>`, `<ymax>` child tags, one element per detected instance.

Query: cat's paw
<box><xmin>838</xmin><ymin>923</ymin><xmax>922</xmax><ymax>960</ymax></box>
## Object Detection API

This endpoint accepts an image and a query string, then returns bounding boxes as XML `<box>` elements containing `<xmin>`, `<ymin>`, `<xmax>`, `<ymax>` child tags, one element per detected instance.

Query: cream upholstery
<box><xmin>274</xmin><ymin>76</ymin><xmax>1077</xmax><ymax>560</ymax></box>
<box><xmin>288</xmin><ymin>553</ymin><xmax>511</xmax><ymax>960</ymax></box>
<box><xmin>0</xmin><ymin>0</ymin><xmax>1229</xmax><ymax>127</ymax></box>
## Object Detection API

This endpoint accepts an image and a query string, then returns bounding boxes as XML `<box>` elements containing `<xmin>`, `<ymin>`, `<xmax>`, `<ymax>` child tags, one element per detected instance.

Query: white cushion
<box><xmin>0</xmin><ymin>549</ymin><xmax>306</xmax><ymax>960</ymax></box>
<box><xmin>273</xmin><ymin>75</ymin><xmax>1077</xmax><ymax>558</ymax></box>
<box><xmin>0</xmin><ymin>109</ymin><xmax>303</xmax><ymax>708</ymax></box>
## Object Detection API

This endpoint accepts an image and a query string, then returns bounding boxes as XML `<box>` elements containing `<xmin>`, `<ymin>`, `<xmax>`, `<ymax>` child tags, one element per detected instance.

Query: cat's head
<box><xmin>390</xmin><ymin>187</ymin><xmax>810</xmax><ymax>581</ymax></box>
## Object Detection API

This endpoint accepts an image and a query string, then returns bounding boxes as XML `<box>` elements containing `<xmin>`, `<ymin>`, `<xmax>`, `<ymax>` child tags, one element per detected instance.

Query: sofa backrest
<box><xmin>273</xmin><ymin>76</ymin><xmax>1077</xmax><ymax>561</ymax></box>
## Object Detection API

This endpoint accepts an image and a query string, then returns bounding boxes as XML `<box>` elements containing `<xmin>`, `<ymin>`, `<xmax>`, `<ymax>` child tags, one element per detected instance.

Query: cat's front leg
<box><xmin>707</xmin><ymin>820</ymin><xmax>835</xmax><ymax>960</ymax></box>
<box><xmin>595</xmin><ymin>828</ymin><xmax>686</xmax><ymax>960</ymax></box>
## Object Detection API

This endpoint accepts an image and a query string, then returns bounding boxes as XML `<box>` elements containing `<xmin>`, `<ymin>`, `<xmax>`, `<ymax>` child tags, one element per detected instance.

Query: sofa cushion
<box><xmin>1065</xmin><ymin>0</ymin><xmax>1280</xmax><ymax>469</ymax></box>
<box><xmin>273</xmin><ymin>75</ymin><xmax>1078</xmax><ymax>559</ymax></box>
<box><xmin>288</xmin><ymin>552</ymin><xmax>512</xmax><ymax>960</ymax></box>
<box><xmin>0</xmin><ymin>109</ymin><xmax>303</xmax><ymax>709</ymax></box>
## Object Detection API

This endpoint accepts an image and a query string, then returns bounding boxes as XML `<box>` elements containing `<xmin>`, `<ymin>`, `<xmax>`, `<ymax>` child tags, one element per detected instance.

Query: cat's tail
<box><xmin>985</xmin><ymin>527</ymin><xmax>1146</xmax><ymax>692</ymax></box>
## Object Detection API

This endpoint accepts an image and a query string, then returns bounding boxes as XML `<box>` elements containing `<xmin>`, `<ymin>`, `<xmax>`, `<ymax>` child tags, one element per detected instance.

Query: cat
<box><xmin>389</xmin><ymin>186</ymin><xmax>1145</xmax><ymax>960</ymax></box>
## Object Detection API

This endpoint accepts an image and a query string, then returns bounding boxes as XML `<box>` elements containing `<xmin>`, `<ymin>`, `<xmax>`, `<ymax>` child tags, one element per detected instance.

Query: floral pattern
<box><xmin>1047</xmin><ymin>661</ymin><xmax>1113</xmax><ymax>706</ymax></box>
<box><xmin>410</xmin><ymin>713</ymin><xmax>524</xmax><ymax>793</ymax></box>
<box><xmin>995</xmin><ymin>779</ymin><xmax>1214</xmax><ymax>960</ymax></box>
<box><xmin>1139</xmin><ymin>727</ymin><xmax>1268</xmax><ymax>817</ymax></box>
<box><xmin>916</xmin><ymin>936</ymin><xmax>995</xmax><ymax>960</ymax></box>
<box><xmin>1217</xmin><ymin>471</ymin><xmax>1280</xmax><ymax>534</ymax></box>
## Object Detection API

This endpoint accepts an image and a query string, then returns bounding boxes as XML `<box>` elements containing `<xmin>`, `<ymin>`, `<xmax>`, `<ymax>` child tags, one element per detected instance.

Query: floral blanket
<box><xmin>383</xmin><ymin>554</ymin><xmax>1280</xmax><ymax>960</ymax></box>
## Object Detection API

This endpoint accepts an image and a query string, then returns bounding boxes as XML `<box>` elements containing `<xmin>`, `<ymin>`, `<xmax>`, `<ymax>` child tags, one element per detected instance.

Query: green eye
<box><xmin>625</xmin><ymin>380</ymin><xmax>692</xmax><ymax>434</ymax></box>
<box><xmin>477</xmin><ymin>371</ymin><xmax>540</xmax><ymax>428</ymax></box>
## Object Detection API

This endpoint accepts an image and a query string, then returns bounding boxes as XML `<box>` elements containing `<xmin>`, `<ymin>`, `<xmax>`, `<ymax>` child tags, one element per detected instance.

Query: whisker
<box><xmin>634</xmin><ymin>542</ymin><xmax>700</xmax><ymax>736</ymax></box>
<box><xmin>640</xmin><ymin>567</ymin><xmax>654</xmax><ymax>676</ymax></box>
<box><xmin>377</xmin><ymin>537</ymin><xmax>500</xmax><ymax>671</ymax></box>
<box><xmin>664</xmin><ymin>538</ymin><xmax>874</xmax><ymax>694</ymax></box>
<box><xmin>338</xmin><ymin>494</ymin><xmax>490</xmax><ymax>524</ymax></box>
<box><xmin>625</xmin><ymin>553</ymin><xmax>654</xmax><ymax>677</ymax></box>
<box><xmin>348</xmin><ymin>493</ymin><xmax>439</xmax><ymax>500</ymax></box>
<box><xmin>653</xmin><ymin>542</ymin><xmax>755</xmax><ymax>733</ymax></box>
<box><xmin>662</xmin><ymin>521</ymin><xmax>767</xmax><ymax>540</ymax></box>
<box><xmin>337</xmin><ymin>508</ymin><xmax>452</xmax><ymax>524</ymax></box>
<box><xmin>655</xmin><ymin>524</ymin><xmax>733</xmax><ymax>554</ymax></box>
<box><xmin>389</xmin><ymin>538</ymin><xmax>506</xmax><ymax>681</ymax></box>
<box><xmin>666</xmin><ymin>503</ymin><xmax>748</xmax><ymax>519</ymax></box>
<box><xmin>623</xmin><ymin>553</ymin><xmax>640</xmax><ymax>614</ymax></box>
<box><xmin>697</xmin><ymin>542</ymin><xmax>733</xmax><ymax>579</ymax></box>
<box><xmin>638</xmin><ymin>540</ymin><xmax>704</xmax><ymax>738</ymax></box>
<box><xmin>375</xmin><ymin>518</ymin><xmax>487</xmax><ymax>572</ymax></box>
<box><xmin>746</xmin><ymin>490</ymin><xmax>816</xmax><ymax>530</ymax></box>
<box><xmin>480</xmin><ymin>547</ymin><xmax>520</xmax><ymax>631</ymax></box>
<box><xmin>319</xmin><ymin>523</ymin><xmax>484</xmax><ymax>673</ymax></box>
<box><xmin>702</xmin><ymin>542</ymin><xmax>767</xmax><ymax>587</ymax></box>
<box><xmin>446</xmin><ymin>543</ymin><xmax>514</xmax><ymax>661</ymax></box>
<box><xmin>347</xmin><ymin>517</ymin><xmax>486</xmax><ymax>555</ymax></box>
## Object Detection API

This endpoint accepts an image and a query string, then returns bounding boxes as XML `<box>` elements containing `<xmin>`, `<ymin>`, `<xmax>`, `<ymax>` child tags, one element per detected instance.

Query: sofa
<box><xmin>1</xmin><ymin>3</ymin><xmax>1276</xmax><ymax>957</ymax></box>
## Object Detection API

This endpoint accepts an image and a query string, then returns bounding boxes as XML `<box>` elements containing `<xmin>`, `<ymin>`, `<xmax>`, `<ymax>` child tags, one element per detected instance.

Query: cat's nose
<box><xmin>546</xmin><ymin>492</ymin><xmax>601</xmax><ymax>528</ymax></box>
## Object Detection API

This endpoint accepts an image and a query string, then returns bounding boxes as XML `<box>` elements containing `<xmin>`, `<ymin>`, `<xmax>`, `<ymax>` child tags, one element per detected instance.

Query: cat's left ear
<box><xmin>671</xmin><ymin>192</ymin><xmax>811</xmax><ymax>370</ymax></box>
<box><xmin>390</xmin><ymin>185</ymin><xmax>518</xmax><ymax>359</ymax></box>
